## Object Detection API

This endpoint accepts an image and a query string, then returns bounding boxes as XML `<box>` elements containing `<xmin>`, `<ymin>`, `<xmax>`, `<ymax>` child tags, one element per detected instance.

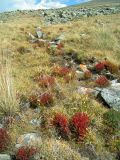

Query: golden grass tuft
<box><xmin>0</xmin><ymin>55</ymin><xmax>20</xmax><ymax>118</ymax></box>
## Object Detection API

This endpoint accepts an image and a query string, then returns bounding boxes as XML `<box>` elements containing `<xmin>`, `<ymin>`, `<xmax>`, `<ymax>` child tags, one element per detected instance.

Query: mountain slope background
<box><xmin>75</xmin><ymin>0</ymin><xmax>120</xmax><ymax>8</ymax></box>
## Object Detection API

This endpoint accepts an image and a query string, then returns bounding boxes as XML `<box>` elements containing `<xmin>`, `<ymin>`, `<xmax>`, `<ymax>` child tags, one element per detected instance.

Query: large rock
<box><xmin>0</xmin><ymin>154</ymin><xmax>11</xmax><ymax>160</ymax></box>
<box><xmin>96</xmin><ymin>83</ymin><xmax>120</xmax><ymax>111</ymax></box>
<box><xmin>16</xmin><ymin>133</ymin><xmax>42</xmax><ymax>148</ymax></box>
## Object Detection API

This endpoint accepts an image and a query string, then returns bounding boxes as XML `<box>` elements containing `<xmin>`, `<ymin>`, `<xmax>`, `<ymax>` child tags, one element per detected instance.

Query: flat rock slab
<box><xmin>96</xmin><ymin>83</ymin><xmax>120</xmax><ymax>111</ymax></box>
<box><xmin>0</xmin><ymin>154</ymin><xmax>11</xmax><ymax>160</ymax></box>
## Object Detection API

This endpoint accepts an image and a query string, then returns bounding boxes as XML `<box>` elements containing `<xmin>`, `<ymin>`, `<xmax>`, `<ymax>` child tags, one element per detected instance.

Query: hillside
<box><xmin>76</xmin><ymin>0</ymin><xmax>120</xmax><ymax>8</ymax></box>
<box><xmin>0</xmin><ymin>1</ymin><xmax>120</xmax><ymax>160</ymax></box>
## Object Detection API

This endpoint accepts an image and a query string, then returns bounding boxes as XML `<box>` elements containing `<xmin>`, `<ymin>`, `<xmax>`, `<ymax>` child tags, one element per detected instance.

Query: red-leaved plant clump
<box><xmin>38</xmin><ymin>93</ymin><xmax>53</xmax><ymax>106</ymax></box>
<box><xmin>95</xmin><ymin>75</ymin><xmax>109</xmax><ymax>87</ymax></box>
<box><xmin>0</xmin><ymin>128</ymin><xmax>9</xmax><ymax>152</ymax></box>
<box><xmin>53</xmin><ymin>66</ymin><xmax>70</xmax><ymax>76</ymax></box>
<box><xmin>53</xmin><ymin>66</ymin><xmax>75</xmax><ymax>79</ymax></box>
<box><xmin>71</xmin><ymin>112</ymin><xmax>90</xmax><ymax>140</ymax></box>
<box><xmin>15</xmin><ymin>146</ymin><xmax>37</xmax><ymax>160</ymax></box>
<box><xmin>38</xmin><ymin>75</ymin><xmax>55</xmax><ymax>88</ymax></box>
<box><xmin>57</xmin><ymin>43</ymin><xmax>64</xmax><ymax>50</ymax></box>
<box><xmin>95</xmin><ymin>62</ymin><xmax>105</xmax><ymax>72</ymax></box>
<box><xmin>53</xmin><ymin>113</ymin><xmax>70</xmax><ymax>137</ymax></box>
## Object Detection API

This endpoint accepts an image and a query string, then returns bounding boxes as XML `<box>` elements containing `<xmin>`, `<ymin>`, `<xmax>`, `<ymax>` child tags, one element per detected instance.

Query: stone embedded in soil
<box><xmin>96</xmin><ymin>83</ymin><xmax>120</xmax><ymax>111</ymax></box>
<box><xmin>78</xmin><ymin>86</ymin><xmax>95</xmax><ymax>95</ymax></box>
<box><xmin>16</xmin><ymin>133</ymin><xmax>42</xmax><ymax>148</ymax></box>
<box><xmin>76</xmin><ymin>70</ymin><xmax>84</xmax><ymax>79</ymax></box>
<box><xmin>0</xmin><ymin>123</ymin><xmax>3</xmax><ymax>128</ymax></box>
<box><xmin>36</xmin><ymin>27</ymin><xmax>43</xmax><ymax>39</ymax></box>
<box><xmin>30</xmin><ymin>119</ymin><xmax>41</xmax><ymax>126</ymax></box>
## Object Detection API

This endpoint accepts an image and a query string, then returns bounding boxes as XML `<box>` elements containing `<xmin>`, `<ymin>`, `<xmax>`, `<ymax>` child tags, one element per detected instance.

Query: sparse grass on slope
<box><xmin>0</xmin><ymin>11</ymin><xmax>120</xmax><ymax>159</ymax></box>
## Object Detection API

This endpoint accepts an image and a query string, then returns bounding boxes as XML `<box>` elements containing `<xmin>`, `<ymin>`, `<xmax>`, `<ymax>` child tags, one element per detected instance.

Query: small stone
<box><xmin>79</xmin><ymin>64</ymin><xmax>88</xmax><ymax>72</ymax></box>
<box><xmin>76</xmin><ymin>70</ymin><xmax>84</xmax><ymax>79</ymax></box>
<box><xmin>16</xmin><ymin>133</ymin><xmax>42</xmax><ymax>148</ymax></box>
<box><xmin>30</xmin><ymin>119</ymin><xmax>41</xmax><ymax>126</ymax></box>
<box><xmin>78</xmin><ymin>86</ymin><xmax>95</xmax><ymax>95</ymax></box>
<box><xmin>0</xmin><ymin>123</ymin><xmax>3</xmax><ymax>128</ymax></box>
<box><xmin>0</xmin><ymin>154</ymin><xmax>11</xmax><ymax>160</ymax></box>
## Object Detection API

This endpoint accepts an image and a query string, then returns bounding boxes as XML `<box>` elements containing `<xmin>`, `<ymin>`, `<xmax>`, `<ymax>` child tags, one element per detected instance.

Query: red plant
<box><xmin>16</xmin><ymin>146</ymin><xmax>37</xmax><ymax>160</ymax></box>
<box><xmin>84</xmin><ymin>70</ymin><xmax>92</xmax><ymax>79</ymax></box>
<box><xmin>38</xmin><ymin>93</ymin><xmax>53</xmax><ymax>106</ymax></box>
<box><xmin>95</xmin><ymin>62</ymin><xmax>105</xmax><ymax>72</ymax></box>
<box><xmin>53</xmin><ymin>66</ymin><xmax>74</xmax><ymax>77</ymax></box>
<box><xmin>95</xmin><ymin>75</ymin><xmax>109</xmax><ymax>87</ymax></box>
<box><xmin>0</xmin><ymin>128</ymin><xmax>9</xmax><ymax>152</ymax></box>
<box><xmin>57</xmin><ymin>43</ymin><xmax>64</xmax><ymax>50</ymax></box>
<box><xmin>53</xmin><ymin>113</ymin><xmax>70</xmax><ymax>135</ymax></box>
<box><xmin>71</xmin><ymin>112</ymin><xmax>90</xmax><ymax>139</ymax></box>
<box><xmin>38</xmin><ymin>76</ymin><xmax>55</xmax><ymax>88</ymax></box>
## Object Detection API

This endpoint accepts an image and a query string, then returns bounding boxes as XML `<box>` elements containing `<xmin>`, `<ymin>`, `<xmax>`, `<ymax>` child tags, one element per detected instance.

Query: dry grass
<box><xmin>0</xmin><ymin>54</ymin><xmax>20</xmax><ymax>118</ymax></box>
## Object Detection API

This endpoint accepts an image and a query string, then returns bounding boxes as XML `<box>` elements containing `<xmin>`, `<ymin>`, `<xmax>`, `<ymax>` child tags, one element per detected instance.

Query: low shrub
<box><xmin>95</xmin><ymin>75</ymin><xmax>109</xmax><ymax>87</ymax></box>
<box><xmin>103</xmin><ymin>60</ymin><xmax>119</xmax><ymax>74</ymax></box>
<box><xmin>0</xmin><ymin>128</ymin><xmax>9</xmax><ymax>152</ymax></box>
<box><xmin>53</xmin><ymin>113</ymin><xmax>70</xmax><ymax>137</ymax></box>
<box><xmin>95</xmin><ymin>62</ymin><xmax>105</xmax><ymax>72</ymax></box>
<box><xmin>38</xmin><ymin>93</ymin><xmax>53</xmax><ymax>106</ymax></box>
<box><xmin>53</xmin><ymin>66</ymin><xmax>75</xmax><ymax>78</ymax></box>
<box><xmin>15</xmin><ymin>146</ymin><xmax>37</xmax><ymax>160</ymax></box>
<box><xmin>38</xmin><ymin>75</ymin><xmax>55</xmax><ymax>88</ymax></box>
<box><xmin>71</xmin><ymin>112</ymin><xmax>90</xmax><ymax>140</ymax></box>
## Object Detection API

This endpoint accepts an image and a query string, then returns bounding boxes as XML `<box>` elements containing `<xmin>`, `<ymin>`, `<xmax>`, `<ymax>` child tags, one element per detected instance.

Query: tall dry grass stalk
<box><xmin>0</xmin><ymin>54</ymin><xmax>19</xmax><ymax>118</ymax></box>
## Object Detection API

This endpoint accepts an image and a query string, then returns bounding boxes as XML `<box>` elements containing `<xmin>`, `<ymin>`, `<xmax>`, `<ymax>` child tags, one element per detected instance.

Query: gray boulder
<box><xmin>96</xmin><ymin>83</ymin><xmax>120</xmax><ymax>111</ymax></box>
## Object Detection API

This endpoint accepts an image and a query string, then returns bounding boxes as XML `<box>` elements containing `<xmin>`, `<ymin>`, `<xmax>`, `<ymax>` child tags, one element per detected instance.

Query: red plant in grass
<box><xmin>95</xmin><ymin>62</ymin><xmax>105</xmax><ymax>72</ymax></box>
<box><xmin>16</xmin><ymin>146</ymin><xmax>37</xmax><ymax>160</ymax></box>
<box><xmin>57</xmin><ymin>43</ymin><xmax>64</xmax><ymax>50</ymax></box>
<box><xmin>53</xmin><ymin>66</ymin><xmax>74</xmax><ymax>77</ymax></box>
<box><xmin>95</xmin><ymin>75</ymin><xmax>109</xmax><ymax>87</ymax></box>
<box><xmin>53</xmin><ymin>113</ymin><xmax>70</xmax><ymax>136</ymax></box>
<box><xmin>71</xmin><ymin>112</ymin><xmax>90</xmax><ymax>140</ymax></box>
<box><xmin>38</xmin><ymin>93</ymin><xmax>53</xmax><ymax>106</ymax></box>
<box><xmin>0</xmin><ymin>128</ymin><xmax>9</xmax><ymax>152</ymax></box>
<box><xmin>38</xmin><ymin>76</ymin><xmax>55</xmax><ymax>88</ymax></box>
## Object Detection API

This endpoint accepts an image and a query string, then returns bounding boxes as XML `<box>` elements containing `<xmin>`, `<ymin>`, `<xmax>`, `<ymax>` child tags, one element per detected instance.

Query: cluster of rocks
<box><xmin>0</xmin><ymin>5</ymin><xmax>120</xmax><ymax>24</ymax></box>
<box><xmin>40</xmin><ymin>6</ymin><xmax>120</xmax><ymax>24</ymax></box>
